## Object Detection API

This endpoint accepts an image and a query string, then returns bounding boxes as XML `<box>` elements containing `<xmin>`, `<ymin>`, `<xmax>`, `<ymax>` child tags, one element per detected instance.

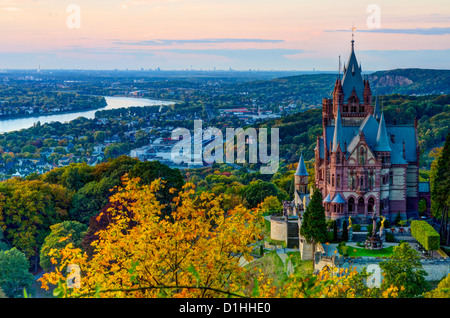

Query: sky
<box><xmin>0</xmin><ymin>0</ymin><xmax>449</xmax><ymax>71</ymax></box>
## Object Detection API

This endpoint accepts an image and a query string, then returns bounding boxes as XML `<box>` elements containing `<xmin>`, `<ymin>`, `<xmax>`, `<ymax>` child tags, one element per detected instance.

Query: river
<box><xmin>0</xmin><ymin>96</ymin><xmax>175</xmax><ymax>134</ymax></box>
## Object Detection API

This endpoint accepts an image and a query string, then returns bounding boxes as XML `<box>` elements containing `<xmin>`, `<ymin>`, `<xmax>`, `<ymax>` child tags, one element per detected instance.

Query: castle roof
<box><xmin>341</xmin><ymin>40</ymin><xmax>364</xmax><ymax>101</ymax></box>
<box><xmin>374</xmin><ymin>112</ymin><xmax>392</xmax><ymax>152</ymax></box>
<box><xmin>319</xmin><ymin>114</ymin><xmax>417</xmax><ymax>163</ymax></box>
<box><xmin>331</xmin><ymin>193</ymin><xmax>346</xmax><ymax>204</ymax></box>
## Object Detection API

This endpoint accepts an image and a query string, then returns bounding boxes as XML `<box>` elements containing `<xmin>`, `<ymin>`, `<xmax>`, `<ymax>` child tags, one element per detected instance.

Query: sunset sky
<box><xmin>0</xmin><ymin>0</ymin><xmax>449</xmax><ymax>71</ymax></box>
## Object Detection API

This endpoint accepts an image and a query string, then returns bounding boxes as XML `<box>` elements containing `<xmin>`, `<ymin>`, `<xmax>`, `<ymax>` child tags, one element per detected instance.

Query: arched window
<box><xmin>368</xmin><ymin>197</ymin><xmax>375</xmax><ymax>213</ymax></box>
<box><xmin>358</xmin><ymin>197</ymin><xmax>365</xmax><ymax>214</ymax></box>
<box><xmin>359</xmin><ymin>147</ymin><xmax>366</xmax><ymax>165</ymax></box>
<box><xmin>336</xmin><ymin>174</ymin><xmax>340</xmax><ymax>187</ymax></box>
<box><xmin>348</xmin><ymin>197</ymin><xmax>355</xmax><ymax>212</ymax></box>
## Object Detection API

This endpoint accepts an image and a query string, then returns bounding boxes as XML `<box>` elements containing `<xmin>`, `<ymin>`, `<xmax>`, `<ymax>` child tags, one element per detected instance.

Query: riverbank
<box><xmin>0</xmin><ymin>96</ymin><xmax>175</xmax><ymax>134</ymax></box>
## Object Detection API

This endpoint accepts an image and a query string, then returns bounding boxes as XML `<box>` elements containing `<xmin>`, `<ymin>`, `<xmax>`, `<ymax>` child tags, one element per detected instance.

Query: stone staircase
<box><xmin>286</xmin><ymin>220</ymin><xmax>299</xmax><ymax>248</ymax></box>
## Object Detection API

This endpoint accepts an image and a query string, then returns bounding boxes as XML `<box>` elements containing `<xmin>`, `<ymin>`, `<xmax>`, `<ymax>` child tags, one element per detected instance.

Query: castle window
<box><xmin>332</xmin><ymin>174</ymin><xmax>335</xmax><ymax>187</ymax></box>
<box><xmin>359</xmin><ymin>147</ymin><xmax>366</xmax><ymax>165</ymax></box>
<box><xmin>348</xmin><ymin>197</ymin><xmax>355</xmax><ymax>212</ymax></box>
<box><xmin>389</xmin><ymin>172</ymin><xmax>393</xmax><ymax>185</ymax></box>
<box><xmin>359</xmin><ymin>105</ymin><xmax>364</xmax><ymax>113</ymax></box>
<box><xmin>391</xmin><ymin>134</ymin><xmax>395</xmax><ymax>143</ymax></box>
<box><xmin>337</xmin><ymin>174</ymin><xmax>340</xmax><ymax>187</ymax></box>
<box><xmin>368</xmin><ymin>197</ymin><xmax>375</xmax><ymax>213</ymax></box>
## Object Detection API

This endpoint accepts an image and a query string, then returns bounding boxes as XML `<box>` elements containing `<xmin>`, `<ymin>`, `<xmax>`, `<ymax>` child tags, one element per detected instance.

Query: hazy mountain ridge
<box><xmin>273</xmin><ymin>68</ymin><xmax>450</xmax><ymax>106</ymax></box>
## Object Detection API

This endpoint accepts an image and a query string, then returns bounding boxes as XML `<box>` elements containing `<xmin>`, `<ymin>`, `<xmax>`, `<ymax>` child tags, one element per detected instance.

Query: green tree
<box><xmin>69</xmin><ymin>177</ymin><xmax>118</xmax><ymax>224</ymax></box>
<box><xmin>299</xmin><ymin>188</ymin><xmax>327</xmax><ymax>268</ymax></box>
<box><xmin>379</xmin><ymin>242</ymin><xmax>429</xmax><ymax>297</ymax></box>
<box><xmin>39</xmin><ymin>221</ymin><xmax>87</xmax><ymax>271</ymax></box>
<box><xmin>244</xmin><ymin>180</ymin><xmax>279</xmax><ymax>208</ymax></box>
<box><xmin>0</xmin><ymin>248</ymin><xmax>34</xmax><ymax>298</ymax></box>
<box><xmin>60</xmin><ymin>162</ymin><xmax>95</xmax><ymax>192</ymax></box>
<box><xmin>0</xmin><ymin>179</ymin><xmax>73</xmax><ymax>261</ymax></box>
<box><xmin>431</xmin><ymin>132</ymin><xmax>450</xmax><ymax>219</ymax></box>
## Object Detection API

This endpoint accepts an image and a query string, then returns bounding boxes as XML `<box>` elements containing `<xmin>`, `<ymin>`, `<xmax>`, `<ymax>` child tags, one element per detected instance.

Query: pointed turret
<box><xmin>332</xmin><ymin>104</ymin><xmax>344</xmax><ymax>152</ymax></box>
<box><xmin>333</xmin><ymin>78</ymin><xmax>344</xmax><ymax>107</ymax></box>
<box><xmin>295</xmin><ymin>153</ymin><xmax>309</xmax><ymax>176</ymax></box>
<box><xmin>341</xmin><ymin>38</ymin><xmax>364</xmax><ymax>101</ymax></box>
<box><xmin>374</xmin><ymin>112</ymin><xmax>391</xmax><ymax>152</ymax></box>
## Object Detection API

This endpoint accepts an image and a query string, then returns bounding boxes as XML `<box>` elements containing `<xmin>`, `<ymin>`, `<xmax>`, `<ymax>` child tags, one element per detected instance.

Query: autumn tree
<box><xmin>0</xmin><ymin>179</ymin><xmax>73</xmax><ymax>264</ymax></box>
<box><xmin>40</xmin><ymin>221</ymin><xmax>87</xmax><ymax>272</ymax></box>
<box><xmin>40</xmin><ymin>176</ymin><xmax>264</xmax><ymax>298</ymax></box>
<box><xmin>425</xmin><ymin>273</ymin><xmax>450</xmax><ymax>298</ymax></box>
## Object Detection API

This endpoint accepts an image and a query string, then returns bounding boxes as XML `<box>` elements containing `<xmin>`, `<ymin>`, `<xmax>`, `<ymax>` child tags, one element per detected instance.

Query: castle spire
<box><xmin>374</xmin><ymin>111</ymin><xmax>391</xmax><ymax>152</ymax></box>
<box><xmin>341</xmin><ymin>30</ymin><xmax>364</xmax><ymax>101</ymax></box>
<box><xmin>351</xmin><ymin>26</ymin><xmax>356</xmax><ymax>51</ymax></box>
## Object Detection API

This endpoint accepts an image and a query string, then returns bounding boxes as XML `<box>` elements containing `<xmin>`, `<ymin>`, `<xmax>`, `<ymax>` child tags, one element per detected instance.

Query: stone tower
<box><xmin>295</xmin><ymin>153</ymin><xmax>309</xmax><ymax>194</ymax></box>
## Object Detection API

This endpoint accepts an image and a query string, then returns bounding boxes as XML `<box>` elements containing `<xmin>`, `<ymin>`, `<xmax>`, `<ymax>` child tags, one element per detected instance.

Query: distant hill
<box><xmin>368</xmin><ymin>69</ymin><xmax>450</xmax><ymax>96</ymax></box>
<box><xmin>273</xmin><ymin>68</ymin><xmax>450</xmax><ymax>106</ymax></box>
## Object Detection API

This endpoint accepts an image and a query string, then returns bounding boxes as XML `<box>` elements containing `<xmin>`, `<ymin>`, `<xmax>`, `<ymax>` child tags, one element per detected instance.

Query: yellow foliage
<box><xmin>39</xmin><ymin>176</ymin><xmax>265</xmax><ymax>298</ymax></box>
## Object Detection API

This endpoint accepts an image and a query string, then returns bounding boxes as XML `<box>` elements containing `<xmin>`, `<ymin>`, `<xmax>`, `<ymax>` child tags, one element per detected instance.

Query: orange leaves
<box><xmin>39</xmin><ymin>176</ymin><xmax>264</xmax><ymax>298</ymax></box>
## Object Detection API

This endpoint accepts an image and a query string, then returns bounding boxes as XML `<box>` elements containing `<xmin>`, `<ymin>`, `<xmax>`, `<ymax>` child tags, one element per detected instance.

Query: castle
<box><xmin>308</xmin><ymin>38</ymin><xmax>424</xmax><ymax>226</ymax></box>
<box><xmin>274</xmin><ymin>37</ymin><xmax>431</xmax><ymax>251</ymax></box>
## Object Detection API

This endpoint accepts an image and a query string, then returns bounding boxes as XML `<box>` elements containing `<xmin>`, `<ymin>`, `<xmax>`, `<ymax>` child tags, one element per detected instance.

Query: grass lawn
<box><xmin>286</xmin><ymin>251</ymin><xmax>313</xmax><ymax>276</ymax></box>
<box><xmin>338</xmin><ymin>245</ymin><xmax>395</xmax><ymax>257</ymax></box>
<box><xmin>243</xmin><ymin>250</ymin><xmax>313</xmax><ymax>295</ymax></box>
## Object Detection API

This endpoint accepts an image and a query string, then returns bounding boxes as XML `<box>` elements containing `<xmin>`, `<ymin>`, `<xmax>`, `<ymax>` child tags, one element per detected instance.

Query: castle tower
<box><xmin>295</xmin><ymin>153</ymin><xmax>309</xmax><ymax>194</ymax></box>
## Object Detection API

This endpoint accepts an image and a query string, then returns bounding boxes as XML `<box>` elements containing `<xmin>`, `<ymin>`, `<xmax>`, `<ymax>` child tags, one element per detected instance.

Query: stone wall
<box><xmin>270</xmin><ymin>217</ymin><xmax>287</xmax><ymax>241</ymax></box>
<box><xmin>336</xmin><ymin>256</ymin><xmax>450</xmax><ymax>281</ymax></box>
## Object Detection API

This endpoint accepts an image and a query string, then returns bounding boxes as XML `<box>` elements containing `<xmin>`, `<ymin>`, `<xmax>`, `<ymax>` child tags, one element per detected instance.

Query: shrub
<box><xmin>411</xmin><ymin>220</ymin><xmax>440</xmax><ymax>250</ymax></box>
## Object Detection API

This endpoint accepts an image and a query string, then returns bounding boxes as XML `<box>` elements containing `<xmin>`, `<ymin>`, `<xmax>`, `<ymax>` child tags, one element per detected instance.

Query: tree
<box><xmin>259</xmin><ymin>195</ymin><xmax>282</xmax><ymax>214</ymax></box>
<box><xmin>379</xmin><ymin>242</ymin><xmax>429</xmax><ymax>297</ymax></box>
<box><xmin>341</xmin><ymin>220</ymin><xmax>348</xmax><ymax>242</ymax></box>
<box><xmin>0</xmin><ymin>179</ymin><xmax>73</xmax><ymax>261</ymax></box>
<box><xmin>129</xmin><ymin>160</ymin><xmax>185</xmax><ymax>215</ymax></box>
<box><xmin>431</xmin><ymin>132</ymin><xmax>450</xmax><ymax>219</ymax></box>
<box><xmin>40</xmin><ymin>221</ymin><xmax>87</xmax><ymax>272</ymax></box>
<box><xmin>39</xmin><ymin>177</ymin><xmax>264</xmax><ymax>298</ymax></box>
<box><xmin>299</xmin><ymin>188</ymin><xmax>327</xmax><ymax>268</ymax></box>
<box><xmin>69</xmin><ymin>177</ymin><xmax>118</xmax><ymax>224</ymax></box>
<box><xmin>60</xmin><ymin>163</ymin><xmax>95</xmax><ymax>192</ymax></box>
<box><xmin>425</xmin><ymin>274</ymin><xmax>450</xmax><ymax>298</ymax></box>
<box><xmin>0</xmin><ymin>248</ymin><xmax>34</xmax><ymax>298</ymax></box>
<box><xmin>244</xmin><ymin>180</ymin><xmax>279</xmax><ymax>208</ymax></box>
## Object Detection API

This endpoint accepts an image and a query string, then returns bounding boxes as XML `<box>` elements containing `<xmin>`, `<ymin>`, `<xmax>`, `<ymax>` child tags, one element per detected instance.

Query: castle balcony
<box><xmin>355</xmin><ymin>187</ymin><xmax>368</xmax><ymax>195</ymax></box>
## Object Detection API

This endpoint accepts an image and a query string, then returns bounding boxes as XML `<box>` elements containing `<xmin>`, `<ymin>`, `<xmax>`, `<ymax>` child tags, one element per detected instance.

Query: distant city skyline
<box><xmin>0</xmin><ymin>0</ymin><xmax>449</xmax><ymax>71</ymax></box>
